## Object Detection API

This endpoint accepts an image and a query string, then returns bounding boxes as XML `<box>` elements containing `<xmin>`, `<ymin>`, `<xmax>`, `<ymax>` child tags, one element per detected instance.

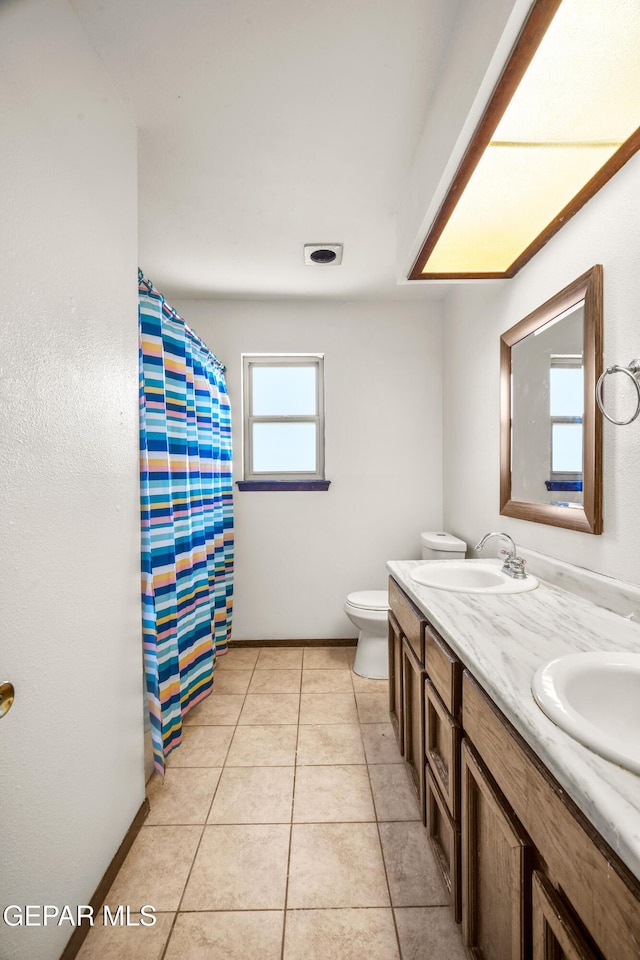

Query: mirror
<box><xmin>500</xmin><ymin>265</ymin><xmax>603</xmax><ymax>534</ymax></box>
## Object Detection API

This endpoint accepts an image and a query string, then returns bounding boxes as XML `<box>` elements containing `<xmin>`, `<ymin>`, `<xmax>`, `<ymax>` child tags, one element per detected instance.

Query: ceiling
<box><xmin>70</xmin><ymin>0</ymin><xmax>485</xmax><ymax>301</ymax></box>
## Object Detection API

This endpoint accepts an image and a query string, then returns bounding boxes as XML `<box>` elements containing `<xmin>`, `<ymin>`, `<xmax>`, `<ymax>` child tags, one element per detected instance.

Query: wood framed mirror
<box><xmin>500</xmin><ymin>265</ymin><xmax>603</xmax><ymax>534</ymax></box>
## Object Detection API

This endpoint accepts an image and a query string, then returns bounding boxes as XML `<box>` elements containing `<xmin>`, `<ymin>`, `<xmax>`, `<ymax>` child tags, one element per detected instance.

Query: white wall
<box><xmin>174</xmin><ymin>299</ymin><xmax>444</xmax><ymax>639</ymax></box>
<box><xmin>0</xmin><ymin>2</ymin><xmax>143</xmax><ymax>958</ymax></box>
<box><xmin>396</xmin><ymin>0</ymin><xmax>530</xmax><ymax>277</ymax></box>
<box><xmin>442</xmin><ymin>151</ymin><xmax>640</xmax><ymax>585</ymax></box>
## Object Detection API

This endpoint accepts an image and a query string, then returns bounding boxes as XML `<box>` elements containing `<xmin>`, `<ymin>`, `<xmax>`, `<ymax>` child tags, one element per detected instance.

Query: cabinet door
<box><xmin>463</xmin><ymin>670</ymin><xmax>640</xmax><ymax>960</ymax></box>
<box><xmin>462</xmin><ymin>739</ymin><xmax>532</xmax><ymax>960</ymax></box>
<box><xmin>388</xmin><ymin>612</ymin><xmax>404</xmax><ymax>755</ymax></box>
<box><xmin>402</xmin><ymin>636</ymin><xmax>426</xmax><ymax>823</ymax></box>
<box><xmin>532</xmin><ymin>872</ymin><xmax>599</xmax><ymax>960</ymax></box>
<box><xmin>426</xmin><ymin>768</ymin><xmax>461</xmax><ymax>922</ymax></box>
<box><xmin>425</xmin><ymin>677</ymin><xmax>461</xmax><ymax>819</ymax></box>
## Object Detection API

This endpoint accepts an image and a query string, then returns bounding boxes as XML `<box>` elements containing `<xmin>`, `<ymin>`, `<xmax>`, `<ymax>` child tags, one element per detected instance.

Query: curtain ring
<box><xmin>596</xmin><ymin>360</ymin><xmax>640</xmax><ymax>425</ymax></box>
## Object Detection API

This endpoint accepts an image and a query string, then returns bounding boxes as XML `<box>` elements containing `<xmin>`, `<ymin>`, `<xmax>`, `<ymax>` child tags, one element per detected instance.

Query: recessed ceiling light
<box><xmin>304</xmin><ymin>244</ymin><xmax>343</xmax><ymax>265</ymax></box>
<box><xmin>409</xmin><ymin>0</ymin><xmax>640</xmax><ymax>280</ymax></box>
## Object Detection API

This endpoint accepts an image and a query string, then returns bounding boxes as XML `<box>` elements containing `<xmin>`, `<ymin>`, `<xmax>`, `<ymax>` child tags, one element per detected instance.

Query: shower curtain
<box><xmin>139</xmin><ymin>271</ymin><xmax>234</xmax><ymax>772</ymax></box>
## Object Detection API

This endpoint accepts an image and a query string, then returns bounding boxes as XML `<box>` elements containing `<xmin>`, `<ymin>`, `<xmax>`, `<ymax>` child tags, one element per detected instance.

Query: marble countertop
<box><xmin>387</xmin><ymin>559</ymin><xmax>640</xmax><ymax>881</ymax></box>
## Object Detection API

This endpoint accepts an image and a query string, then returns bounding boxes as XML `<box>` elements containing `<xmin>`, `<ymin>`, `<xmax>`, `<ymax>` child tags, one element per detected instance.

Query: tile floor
<box><xmin>78</xmin><ymin>645</ymin><xmax>468</xmax><ymax>960</ymax></box>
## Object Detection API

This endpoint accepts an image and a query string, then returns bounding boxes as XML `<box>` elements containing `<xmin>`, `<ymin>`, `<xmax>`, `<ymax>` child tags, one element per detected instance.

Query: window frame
<box><xmin>549</xmin><ymin>356</ymin><xmax>583</xmax><ymax>482</ymax></box>
<box><xmin>242</xmin><ymin>353</ymin><xmax>325</xmax><ymax>482</ymax></box>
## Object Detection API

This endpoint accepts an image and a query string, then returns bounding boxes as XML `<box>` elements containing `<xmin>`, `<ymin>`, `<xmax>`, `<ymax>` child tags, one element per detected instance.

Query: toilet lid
<box><xmin>346</xmin><ymin>590</ymin><xmax>389</xmax><ymax>611</ymax></box>
<box><xmin>420</xmin><ymin>530</ymin><xmax>467</xmax><ymax>552</ymax></box>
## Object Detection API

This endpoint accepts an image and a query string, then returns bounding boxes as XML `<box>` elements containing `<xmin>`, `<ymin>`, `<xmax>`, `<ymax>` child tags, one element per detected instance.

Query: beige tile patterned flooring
<box><xmin>78</xmin><ymin>646</ymin><xmax>467</xmax><ymax>960</ymax></box>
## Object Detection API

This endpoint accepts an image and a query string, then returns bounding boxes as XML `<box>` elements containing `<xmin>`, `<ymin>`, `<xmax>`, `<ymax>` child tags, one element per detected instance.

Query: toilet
<box><xmin>345</xmin><ymin>531</ymin><xmax>467</xmax><ymax>679</ymax></box>
<box><xmin>419</xmin><ymin>530</ymin><xmax>467</xmax><ymax>561</ymax></box>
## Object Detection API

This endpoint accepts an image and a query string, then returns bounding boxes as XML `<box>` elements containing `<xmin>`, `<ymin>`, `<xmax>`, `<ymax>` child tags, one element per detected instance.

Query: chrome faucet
<box><xmin>474</xmin><ymin>532</ymin><xmax>527</xmax><ymax>580</ymax></box>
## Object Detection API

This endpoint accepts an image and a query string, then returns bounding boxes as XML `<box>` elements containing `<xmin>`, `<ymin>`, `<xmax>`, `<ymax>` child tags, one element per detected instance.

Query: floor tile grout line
<box><xmin>358</xmin><ymin>702</ymin><xmax>405</xmax><ymax>960</ymax></box>
<box><xmin>128</xmin><ymin>653</ymin><xmax>233</xmax><ymax>959</ymax></box>
<box><xmin>228</xmin><ymin>650</ymin><xmax>258</xmax><ymax>719</ymax></box>
<box><xmin>201</xmin><ymin>644</ymin><xmax>294</xmax><ymax>956</ymax></box>
<box><xmin>279</xmin><ymin>688</ymin><xmax>301</xmax><ymax>960</ymax></box>
<box><xmin>217</xmin><ymin>649</ymin><xmax>260</xmax><ymax>756</ymax></box>
<box><xmin>219</xmin><ymin>648</ymin><xmax>258</xmax><ymax>772</ymax></box>
<box><xmin>156</xmin><ymin>818</ymin><xmax>205</xmax><ymax>960</ymax></box>
<box><xmin>149</xmin><ymin>648</ymin><xmax>399</xmax><ymax>958</ymax></box>
<box><xmin>148</xmin><ymin>903</ymin><xmax>451</xmax><ymax>915</ymax></box>
<box><xmin>159</xmin><ymin>655</ymin><xmax>246</xmax><ymax>960</ymax></box>
<box><xmin>156</xmin><ymin>911</ymin><xmax>179</xmax><ymax>960</ymax></box>
<box><xmin>143</xmin><ymin>815</ymin><xmax>420</xmax><ymax>827</ymax></box>
<box><xmin>183</xmin><ymin>717</ymin><xmax>395</xmax><ymax>729</ymax></box>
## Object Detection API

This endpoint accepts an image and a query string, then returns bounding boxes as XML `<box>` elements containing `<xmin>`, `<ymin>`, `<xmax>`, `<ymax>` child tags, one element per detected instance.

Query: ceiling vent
<box><xmin>304</xmin><ymin>243</ymin><xmax>343</xmax><ymax>265</ymax></box>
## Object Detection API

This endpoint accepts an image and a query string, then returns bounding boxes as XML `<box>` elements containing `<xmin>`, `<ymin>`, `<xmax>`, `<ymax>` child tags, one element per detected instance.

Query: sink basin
<box><xmin>532</xmin><ymin>652</ymin><xmax>640</xmax><ymax>773</ymax></box>
<box><xmin>409</xmin><ymin>560</ymin><xmax>538</xmax><ymax>594</ymax></box>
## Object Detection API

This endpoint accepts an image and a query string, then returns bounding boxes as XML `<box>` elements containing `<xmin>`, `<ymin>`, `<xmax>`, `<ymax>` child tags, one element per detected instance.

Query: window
<box><xmin>240</xmin><ymin>354</ymin><xmax>328</xmax><ymax>489</ymax></box>
<box><xmin>549</xmin><ymin>356</ymin><xmax>583</xmax><ymax>482</ymax></box>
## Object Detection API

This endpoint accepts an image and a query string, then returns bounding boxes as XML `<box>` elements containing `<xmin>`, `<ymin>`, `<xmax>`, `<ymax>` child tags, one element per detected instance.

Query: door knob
<box><xmin>0</xmin><ymin>681</ymin><xmax>15</xmax><ymax>718</ymax></box>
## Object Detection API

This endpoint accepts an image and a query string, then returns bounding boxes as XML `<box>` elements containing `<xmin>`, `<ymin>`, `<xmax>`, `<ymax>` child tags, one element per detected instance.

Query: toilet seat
<box><xmin>345</xmin><ymin>590</ymin><xmax>389</xmax><ymax>611</ymax></box>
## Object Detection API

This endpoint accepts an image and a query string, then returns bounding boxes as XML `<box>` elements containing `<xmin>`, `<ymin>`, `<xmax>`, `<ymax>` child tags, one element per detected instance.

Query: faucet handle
<box><xmin>505</xmin><ymin>556</ymin><xmax>527</xmax><ymax>580</ymax></box>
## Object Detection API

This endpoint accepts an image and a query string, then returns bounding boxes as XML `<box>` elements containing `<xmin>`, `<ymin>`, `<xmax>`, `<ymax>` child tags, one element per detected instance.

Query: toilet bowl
<box><xmin>345</xmin><ymin>531</ymin><xmax>467</xmax><ymax>680</ymax></box>
<box><xmin>344</xmin><ymin>591</ymin><xmax>389</xmax><ymax>680</ymax></box>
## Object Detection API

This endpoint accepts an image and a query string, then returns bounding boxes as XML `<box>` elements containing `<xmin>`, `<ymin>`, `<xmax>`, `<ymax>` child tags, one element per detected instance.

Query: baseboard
<box><xmin>59</xmin><ymin>797</ymin><xmax>150</xmax><ymax>960</ymax></box>
<box><xmin>228</xmin><ymin>638</ymin><xmax>357</xmax><ymax>648</ymax></box>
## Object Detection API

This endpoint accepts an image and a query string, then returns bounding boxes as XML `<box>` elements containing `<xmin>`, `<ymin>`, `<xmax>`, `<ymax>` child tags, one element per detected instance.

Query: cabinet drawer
<box><xmin>532</xmin><ymin>871</ymin><xmax>599</xmax><ymax>960</ymax></box>
<box><xmin>426</xmin><ymin>768</ymin><xmax>461</xmax><ymax>922</ymax></box>
<box><xmin>425</xmin><ymin>625</ymin><xmax>461</xmax><ymax>716</ymax></box>
<box><xmin>425</xmin><ymin>678</ymin><xmax>461</xmax><ymax>820</ymax></box>
<box><xmin>462</xmin><ymin>670</ymin><xmax>640</xmax><ymax>960</ymax></box>
<box><xmin>389</xmin><ymin>577</ymin><xmax>425</xmax><ymax>663</ymax></box>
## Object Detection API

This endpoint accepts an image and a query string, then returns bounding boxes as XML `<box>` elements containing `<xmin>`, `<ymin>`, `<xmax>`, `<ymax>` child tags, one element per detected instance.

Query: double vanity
<box><xmin>387</xmin><ymin>557</ymin><xmax>640</xmax><ymax>960</ymax></box>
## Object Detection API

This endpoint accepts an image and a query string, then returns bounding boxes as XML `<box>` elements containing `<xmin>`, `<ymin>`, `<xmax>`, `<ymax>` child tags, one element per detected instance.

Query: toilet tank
<box><xmin>420</xmin><ymin>531</ymin><xmax>467</xmax><ymax>560</ymax></box>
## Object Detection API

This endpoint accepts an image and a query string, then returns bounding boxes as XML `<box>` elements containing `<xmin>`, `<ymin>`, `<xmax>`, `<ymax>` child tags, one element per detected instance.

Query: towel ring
<box><xmin>596</xmin><ymin>359</ymin><xmax>640</xmax><ymax>425</ymax></box>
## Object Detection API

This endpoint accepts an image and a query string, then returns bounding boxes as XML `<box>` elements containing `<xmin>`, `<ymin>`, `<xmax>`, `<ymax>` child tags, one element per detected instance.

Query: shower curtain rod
<box><xmin>138</xmin><ymin>269</ymin><xmax>226</xmax><ymax>374</ymax></box>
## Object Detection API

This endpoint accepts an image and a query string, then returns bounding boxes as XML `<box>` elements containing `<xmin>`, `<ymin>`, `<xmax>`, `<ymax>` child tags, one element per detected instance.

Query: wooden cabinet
<box><xmin>462</xmin><ymin>670</ymin><xmax>640</xmax><ymax>960</ymax></box>
<box><xmin>388</xmin><ymin>576</ymin><xmax>462</xmax><ymax>904</ymax></box>
<box><xmin>532</xmin><ymin>872</ymin><xmax>599</xmax><ymax>960</ymax></box>
<box><xmin>388</xmin><ymin>611</ymin><xmax>404</xmax><ymax>755</ymax></box>
<box><xmin>402</xmin><ymin>636</ymin><xmax>426</xmax><ymax>820</ymax></box>
<box><xmin>387</xmin><ymin>578</ymin><xmax>640</xmax><ymax>960</ymax></box>
<box><xmin>461</xmin><ymin>739</ymin><xmax>532</xmax><ymax>960</ymax></box>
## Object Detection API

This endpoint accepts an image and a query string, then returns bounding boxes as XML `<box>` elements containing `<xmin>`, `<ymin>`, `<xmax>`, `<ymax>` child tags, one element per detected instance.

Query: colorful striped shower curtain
<box><xmin>139</xmin><ymin>272</ymin><xmax>234</xmax><ymax>772</ymax></box>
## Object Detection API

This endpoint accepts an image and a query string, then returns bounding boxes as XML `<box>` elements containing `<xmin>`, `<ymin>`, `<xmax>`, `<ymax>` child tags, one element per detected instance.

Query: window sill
<box><xmin>545</xmin><ymin>480</ymin><xmax>583</xmax><ymax>492</ymax></box>
<box><xmin>236</xmin><ymin>480</ymin><xmax>331</xmax><ymax>492</ymax></box>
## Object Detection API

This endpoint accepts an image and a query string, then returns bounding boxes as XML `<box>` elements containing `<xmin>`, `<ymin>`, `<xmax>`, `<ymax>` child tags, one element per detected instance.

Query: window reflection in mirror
<box><xmin>550</xmin><ymin>357</ymin><xmax>583</xmax><ymax>485</ymax></box>
<box><xmin>511</xmin><ymin>300</ymin><xmax>584</xmax><ymax>508</ymax></box>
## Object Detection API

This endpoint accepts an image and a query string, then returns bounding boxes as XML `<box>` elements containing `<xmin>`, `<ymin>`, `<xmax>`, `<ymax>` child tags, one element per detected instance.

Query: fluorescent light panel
<box><xmin>412</xmin><ymin>0</ymin><xmax>640</xmax><ymax>279</ymax></box>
